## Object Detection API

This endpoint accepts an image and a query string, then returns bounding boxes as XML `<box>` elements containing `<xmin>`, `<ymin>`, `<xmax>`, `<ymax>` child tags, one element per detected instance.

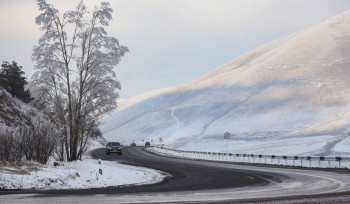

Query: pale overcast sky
<box><xmin>0</xmin><ymin>0</ymin><xmax>350</xmax><ymax>98</ymax></box>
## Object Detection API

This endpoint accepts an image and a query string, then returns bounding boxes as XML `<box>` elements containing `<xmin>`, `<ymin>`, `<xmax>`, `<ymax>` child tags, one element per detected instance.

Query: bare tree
<box><xmin>31</xmin><ymin>0</ymin><xmax>128</xmax><ymax>161</ymax></box>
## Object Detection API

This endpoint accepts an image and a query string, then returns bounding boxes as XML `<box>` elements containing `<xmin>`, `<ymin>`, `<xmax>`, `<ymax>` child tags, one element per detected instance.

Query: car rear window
<box><xmin>108</xmin><ymin>142</ymin><xmax>120</xmax><ymax>146</ymax></box>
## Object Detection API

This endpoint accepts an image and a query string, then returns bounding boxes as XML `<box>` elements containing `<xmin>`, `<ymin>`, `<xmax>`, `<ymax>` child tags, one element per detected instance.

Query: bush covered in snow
<box><xmin>0</xmin><ymin>88</ymin><xmax>59</xmax><ymax>164</ymax></box>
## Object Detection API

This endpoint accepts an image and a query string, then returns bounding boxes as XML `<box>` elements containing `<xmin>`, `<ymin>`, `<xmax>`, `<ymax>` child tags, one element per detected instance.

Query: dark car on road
<box><xmin>131</xmin><ymin>142</ymin><xmax>136</xmax><ymax>147</ymax></box>
<box><xmin>145</xmin><ymin>141</ymin><xmax>151</xmax><ymax>147</ymax></box>
<box><xmin>106</xmin><ymin>142</ymin><xmax>122</xmax><ymax>155</ymax></box>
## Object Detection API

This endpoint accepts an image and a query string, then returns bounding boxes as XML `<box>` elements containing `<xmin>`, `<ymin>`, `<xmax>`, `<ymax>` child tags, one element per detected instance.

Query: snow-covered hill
<box><xmin>101</xmin><ymin>9</ymin><xmax>350</xmax><ymax>156</ymax></box>
<box><xmin>0</xmin><ymin>89</ymin><xmax>35</xmax><ymax>127</ymax></box>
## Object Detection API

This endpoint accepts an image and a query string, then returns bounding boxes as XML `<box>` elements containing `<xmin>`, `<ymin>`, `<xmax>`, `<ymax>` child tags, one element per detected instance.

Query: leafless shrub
<box><xmin>0</xmin><ymin>116</ymin><xmax>58</xmax><ymax>164</ymax></box>
<box><xmin>0</xmin><ymin>128</ymin><xmax>22</xmax><ymax>162</ymax></box>
<box><xmin>19</xmin><ymin>116</ymin><xmax>58</xmax><ymax>164</ymax></box>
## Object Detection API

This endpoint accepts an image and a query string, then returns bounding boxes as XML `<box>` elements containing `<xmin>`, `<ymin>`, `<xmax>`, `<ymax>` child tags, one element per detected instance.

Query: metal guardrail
<box><xmin>154</xmin><ymin>146</ymin><xmax>350</xmax><ymax>169</ymax></box>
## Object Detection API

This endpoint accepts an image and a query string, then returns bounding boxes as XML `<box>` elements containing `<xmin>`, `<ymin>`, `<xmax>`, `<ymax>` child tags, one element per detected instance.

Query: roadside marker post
<box><xmin>223</xmin><ymin>132</ymin><xmax>231</xmax><ymax>159</ymax></box>
<box><xmin>98</xmin><ymin>158</ymin><xmax>102</xmax><ymax>175</ymax></box>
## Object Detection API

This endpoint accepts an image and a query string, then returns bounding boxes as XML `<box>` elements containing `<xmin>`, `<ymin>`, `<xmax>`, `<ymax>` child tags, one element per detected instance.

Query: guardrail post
<box><xmin>282</xmin><ymin>156</ymin><xmax>287</xmax><ymax>165</ymax></box>
<box><xmin>301</xmin><ymin>157</ymin><xmax>303</xmax><ymax>167</ymax></box>
<box><xmin>306</xmin><ymin>156</ymin><xmax>311</xmax><ymax>167</ymax></box>
<box><xmin>336</xmin><ymin>157</ymin><xmax>342</xmax><ymax>168</ymax></box>
<box><xmin>294</xmin><ymin>156</ymin><xmax>298</xmax><ymax>166</ymax></box>
<box><xmin>319</xmin><ymin>157</ymin><xmax>325</xmax><ymax>168</ymax></box>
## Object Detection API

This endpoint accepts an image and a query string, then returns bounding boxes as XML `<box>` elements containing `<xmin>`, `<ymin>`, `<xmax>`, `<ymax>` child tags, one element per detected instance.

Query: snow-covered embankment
<box><xmin>0</xmin><ymin>151</ymin><xmax>165</xmax><ymax>190</ymax></box>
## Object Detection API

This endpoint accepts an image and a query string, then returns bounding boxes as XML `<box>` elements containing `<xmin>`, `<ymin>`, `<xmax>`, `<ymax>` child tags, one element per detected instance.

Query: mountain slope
<box><xmin>101</xmin><ymin>10</ymin><xmax>350</xmax><ymax>156</ymax></box>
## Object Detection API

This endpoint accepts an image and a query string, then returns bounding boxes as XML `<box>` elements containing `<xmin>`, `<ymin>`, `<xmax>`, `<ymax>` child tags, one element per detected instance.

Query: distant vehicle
<box><xmin>105</xmin><ymin>142</ymin><xmax>122</xmax><ymax>155</ymax></box>
<box><xmin>131</xmin><ymin>142</ymin><xmax>136</xmax><ymax>147</ymax></box>
<box><xmin>145</xmin><ymin>141</ymin><xmax>151</xmax><ymax>147</ymax></box>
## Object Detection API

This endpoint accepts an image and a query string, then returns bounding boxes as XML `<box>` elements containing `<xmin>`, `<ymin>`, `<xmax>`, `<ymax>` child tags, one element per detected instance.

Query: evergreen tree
<box><xmin>0</xmin><ymin>61</ymin><xmax>33</xmax><ymax>103</ymax></box>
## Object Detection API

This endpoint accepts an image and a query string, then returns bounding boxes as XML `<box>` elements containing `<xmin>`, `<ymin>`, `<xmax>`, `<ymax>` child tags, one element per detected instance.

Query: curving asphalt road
<box><xmin>90</xmin><ymin>147</ymin><xmax>283</xmax><ymax>193</ymax></box>
<box><xmin>2</xmin><ymin>146</ymin><xmax>350</xmax><ymax>203</ymax></box>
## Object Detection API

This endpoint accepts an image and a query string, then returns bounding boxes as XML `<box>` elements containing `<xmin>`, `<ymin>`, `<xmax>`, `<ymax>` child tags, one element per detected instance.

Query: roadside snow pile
<box><xmin>0</xmin><ymin>152</ymin><xmax>165</xmax><ymax>190</ymax></box>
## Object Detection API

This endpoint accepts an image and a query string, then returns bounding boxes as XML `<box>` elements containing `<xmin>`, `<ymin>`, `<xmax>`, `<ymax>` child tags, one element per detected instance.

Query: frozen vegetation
<box><xmin>0</xmin><ymin>88</ymin><xmax>166</xmax><ymax>190</ymax></box>
<box><xmin>0</xmin><ymin>152</ymin><xmax>165</xmax><ymax>190</ymax></box>
<box><xmin>102</xmin><ymin>10</ymin><xmax>350</xmax><ymax>156</ymax></box>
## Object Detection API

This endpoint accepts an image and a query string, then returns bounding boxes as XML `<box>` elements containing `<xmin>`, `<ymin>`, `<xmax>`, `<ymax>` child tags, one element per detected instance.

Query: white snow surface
<box><xmin>101</xmin><ymin>10</ymin><xmax>350</xmax><ymax>156</ymax></box>
<box><xmin>0</xmin><ymin>152</ymin><xmax>165</xmax><ymax>190</ymax></box>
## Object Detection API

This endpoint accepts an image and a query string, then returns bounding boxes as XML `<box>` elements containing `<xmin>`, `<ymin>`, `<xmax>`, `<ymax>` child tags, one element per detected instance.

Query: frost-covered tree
<box><xmin>31</xmin><ymin>0</ymin><xmax>128</xmax><ymax>161</ymax></box>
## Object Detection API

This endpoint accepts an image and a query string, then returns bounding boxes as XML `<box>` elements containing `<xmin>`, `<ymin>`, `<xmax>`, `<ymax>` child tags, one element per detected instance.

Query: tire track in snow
<box><xmin>171</xmin><ymin>107</ymin><xmax>180</xmax><ymax>132</ymax></box>
<box><xmin>178</xmin><ymin>85</ymin><xmax>266</xmax><ymax>148</ymax></box>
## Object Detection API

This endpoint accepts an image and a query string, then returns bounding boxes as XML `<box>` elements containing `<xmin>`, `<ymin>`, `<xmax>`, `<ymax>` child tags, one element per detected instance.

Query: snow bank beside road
<box><xmin>0</xmin><ymin>151</ymin><xmax>165</xmax><ymax>190</ymax></box>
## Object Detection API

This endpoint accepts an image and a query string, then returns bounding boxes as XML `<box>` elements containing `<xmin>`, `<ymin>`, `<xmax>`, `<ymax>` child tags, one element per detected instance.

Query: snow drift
<box><xmin>102</xmin><ymin>10</ymin><xmax>350</xmax><ymax>156</ymax></box>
